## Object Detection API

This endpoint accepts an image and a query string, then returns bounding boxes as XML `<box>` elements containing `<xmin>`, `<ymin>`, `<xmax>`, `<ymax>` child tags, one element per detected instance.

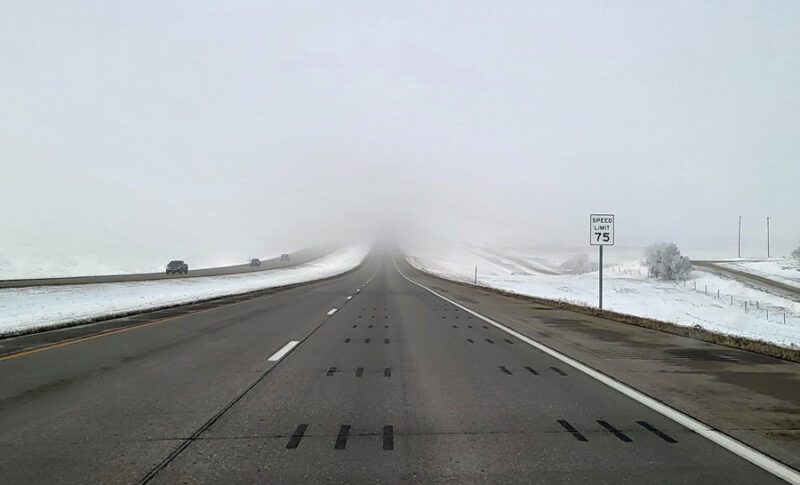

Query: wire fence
<box><xmin>603</xmin><ymin>264</ymin><xmax>797</xmax><ymax>326</ymax></box>
<box><xmin>678</xmin><ymin>277</ymin><xmax>794</xmax><ymax>325</ymax></box>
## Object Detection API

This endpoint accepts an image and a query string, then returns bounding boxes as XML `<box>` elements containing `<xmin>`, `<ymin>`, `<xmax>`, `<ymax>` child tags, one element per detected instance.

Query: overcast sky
<box><xmin>2</xmin><ymin>1</ymin><xmax>798</xmax><ymax>259</ymax></box>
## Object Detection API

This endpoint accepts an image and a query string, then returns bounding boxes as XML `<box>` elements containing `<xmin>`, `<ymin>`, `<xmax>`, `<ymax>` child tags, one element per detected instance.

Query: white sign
<box><xmin>590</xmin><ymin>214</ymin><xmax>615</xmax><ymax>246</ymax></box>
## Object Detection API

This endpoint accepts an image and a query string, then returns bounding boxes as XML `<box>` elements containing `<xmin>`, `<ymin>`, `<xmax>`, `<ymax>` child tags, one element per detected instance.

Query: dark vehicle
<box><xmin>250</xmin><ymin>258</ymin><xmax>261</xmax><ymax>266</ymax></box>
<box><xmin>166</xmin><ymin>260</ymin><xmax>188</xmax><ymax>274</ymax></box>
<box><xmin>280</xmin><ymin>253</ymin><xmax>290</xmax><ymax>262</ymax></box>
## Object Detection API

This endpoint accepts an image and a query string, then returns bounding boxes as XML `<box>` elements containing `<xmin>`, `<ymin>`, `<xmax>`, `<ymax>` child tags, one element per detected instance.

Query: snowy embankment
<box><xmin>0</xmin><ymin>245</ymin><xmax>369</xmax><ymax>336</ymax></box>
<box><xmin>404</xmin><ymin>244</ymin><xmax>800</xmax><ymax>350</ymax></box>
<box><xmin>719</xmin><ymin>260</ymin><xmax>800</xmax><ymax>290</ymax></box>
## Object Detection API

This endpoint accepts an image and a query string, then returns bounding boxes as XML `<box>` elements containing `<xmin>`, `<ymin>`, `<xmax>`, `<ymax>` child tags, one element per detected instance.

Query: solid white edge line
<box><xmin>393</xmin><ymin>258</ymin><xmax>800</xmax><ymax>485</ymax></box>
<box><xmin>267</xmin><ymin>340</ymin><xmax>300</xmax><ymax>362</ymax></box>
<box><xmin>327</xmin><ymin>308</ymin><xmax>338</xmax><ymax>315</ymax></box>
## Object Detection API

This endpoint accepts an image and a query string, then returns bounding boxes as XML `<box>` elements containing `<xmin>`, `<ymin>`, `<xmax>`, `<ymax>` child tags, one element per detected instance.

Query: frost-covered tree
<box><xmin>792</xmin><ymin>242</ymin><xmax>800</xmax><ymax>261</ymax></box>
<box><xmin>644</xmin><ymin>243</ymin><xmax>693</xmax><ymax>280</ymax></box>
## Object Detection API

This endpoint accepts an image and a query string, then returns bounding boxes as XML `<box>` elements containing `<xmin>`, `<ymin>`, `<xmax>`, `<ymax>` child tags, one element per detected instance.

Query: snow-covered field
<box><xmin>0</xmin><ymin>245</ymin><xmax>368</xmax><ymax>336</ymax></box>
<box><xmin>719</xmin><ymin>260</ymin><xmax>800</xmax><ymax>290</ymax></box>
<box><xmin>404</xmin><ymin>244</ymin><xmax>800</xmax><ymax>349</ymax></box>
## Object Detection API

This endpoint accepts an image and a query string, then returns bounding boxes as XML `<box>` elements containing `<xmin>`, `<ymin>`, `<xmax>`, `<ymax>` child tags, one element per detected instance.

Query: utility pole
<box><xmin>738</xmin><ymin>216</ymin><xmax>742</xmax><ymax>258</ymax></box>
<box><xmin>766</xmin><ymin>217</ymin><xmax>770</xmax><ymax>258</ymax></box>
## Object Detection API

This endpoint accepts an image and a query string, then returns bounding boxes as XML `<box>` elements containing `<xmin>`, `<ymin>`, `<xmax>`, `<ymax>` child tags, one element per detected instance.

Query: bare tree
<box><xmin>644</xmin><ymin>243</ymin><xmax>692</xmax><ymax>280</ymax></box>
<box><xmin>792</xmin><ymin>242</ymin><xmax>800</xmax><ymax>261</ymax></box>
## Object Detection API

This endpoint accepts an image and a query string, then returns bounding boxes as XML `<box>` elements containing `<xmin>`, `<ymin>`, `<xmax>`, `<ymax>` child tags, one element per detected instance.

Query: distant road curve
<box><xmin>692</xmin><ymin>260</ymin><xmax>800</xmax><ymax>302</ymax></box>
<box><xmin>0</xmin><ymin>246</ymin><xmax>333</xmax><ymax>289</ymax></box>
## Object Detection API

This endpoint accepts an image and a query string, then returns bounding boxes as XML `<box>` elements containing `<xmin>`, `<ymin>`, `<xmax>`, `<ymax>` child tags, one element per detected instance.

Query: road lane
<box><xmin>0</xmin><ymin>254</ymin><xmax>795</xmax><ymax>484</ymax></box>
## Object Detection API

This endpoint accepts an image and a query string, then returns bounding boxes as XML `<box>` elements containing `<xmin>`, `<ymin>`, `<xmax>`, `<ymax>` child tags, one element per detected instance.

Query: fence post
<box><xmin>717</xmin><ymin>289</ymin><xmax>720</xmax><ymax>298</ymax></box>
<box><xmin>704</xmin><ymin>284</ymin><xmax>707</xmax><ymax>295</ymax></box>
<box><xmin>766</xmin><ymin>309</ymin><xmax>769</xmax><ymax>320</ymax></box>
<box><xmin>730</xmin><ymin>295</ymin><xmax>733</xmax><ymax>304</ymax></box>
<box><xmin>745</xmin><ymin>301</ymin><xmax>748</xmax><ymax>311</ymax></box>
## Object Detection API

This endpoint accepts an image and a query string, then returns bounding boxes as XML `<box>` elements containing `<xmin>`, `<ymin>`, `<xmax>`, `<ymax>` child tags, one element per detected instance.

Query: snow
<box><xmin>0</xmin><ymin>239</ymin><xmax>305</xmax><ymax>279</ymax></box>
<box><xmin>0</xmin><ymin>245</ymin><xmax>368</xmax><ymax>335</ymax></box>
<box><xmin>404</xmin><ymin>244</ymin><xmax>800</xmax><ymax>349</ymax></box>
<box><xmin>0</xmin><ymin>248</ymin><xmax>165</xmax><ymax>279</ymax></box>
<box><xmin>719</xmin><ymin>259</ymin><xmax>800</xmax><ymax>290</ymax></box>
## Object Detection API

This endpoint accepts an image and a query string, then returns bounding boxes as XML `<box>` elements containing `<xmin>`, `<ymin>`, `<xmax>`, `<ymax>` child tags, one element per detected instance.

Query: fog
<box><xmin>3</xmin><ymin>1</ymin><xmax>799</xmax><ymax>264</ymax></box>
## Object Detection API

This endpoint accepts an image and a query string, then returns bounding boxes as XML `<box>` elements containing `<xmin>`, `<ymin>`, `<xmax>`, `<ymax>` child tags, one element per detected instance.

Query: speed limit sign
<box><xmin>589</xmin><ymin>213</ymin><xmax>614</xmax><ymax>309</ymax></box>
<box><xmin>590</xmin><ymin>214</ymin><xmax>615</xmax><ymax>246</ymax></box>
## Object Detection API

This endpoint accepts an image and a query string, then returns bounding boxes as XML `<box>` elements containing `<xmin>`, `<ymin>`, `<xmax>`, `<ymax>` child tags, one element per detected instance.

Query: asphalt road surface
<box><xmin>693</xmin><ymin>260</ymin><xmax>800</xmax><ymax>302</ymax></box>
<box><xmin>0</xmin><ymin>246</ymin><xmax>331</xmax><ymax>289</ymax></box>
<box><xmin>0</xmin><ymin>253</ymin><xmax>798</xmax><ymax>484</ymax></box>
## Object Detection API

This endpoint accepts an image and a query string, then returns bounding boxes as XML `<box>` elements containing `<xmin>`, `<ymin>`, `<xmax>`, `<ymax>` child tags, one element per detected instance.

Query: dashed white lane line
<box><xmin>327</xmin><ymin>308</ymin><xmax>338</xmax><ymax>316</ymax></box>
<box><xmin>393</xmin><ymin>258</ymin><xmax>800</xmax><ymax>485</ymax></box>
<box><xmin>347</xmin><ymin>296</ymin><xmax>353</xmax><ymax>300</ymax></box>
<box><xmin>267</xmin><ymin>341</ymin><xmax>300</xmax><ymax>362</ymax></box>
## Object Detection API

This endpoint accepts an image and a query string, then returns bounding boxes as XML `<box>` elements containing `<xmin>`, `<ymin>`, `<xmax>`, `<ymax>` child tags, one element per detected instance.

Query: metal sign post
<box><xmin>590</xmin><ymin>213</ymin><xmax>615</xmax><ymax>309</ymax></box>
<box><xmin>599</xmin><ymin>245</ymin><xmax>603</xmax><ymax>308</ymax></box>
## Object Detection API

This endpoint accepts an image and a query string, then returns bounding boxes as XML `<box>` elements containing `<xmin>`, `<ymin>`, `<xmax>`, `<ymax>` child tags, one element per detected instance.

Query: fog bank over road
<box><xmin>3</xmin><ymin>2</ymin><xmax>798</xmax><ymax>269</ymax></box>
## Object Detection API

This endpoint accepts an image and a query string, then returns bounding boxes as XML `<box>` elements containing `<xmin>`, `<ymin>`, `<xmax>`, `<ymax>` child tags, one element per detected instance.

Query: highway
<box><xmin>0</xmin><ymin>246</ymin><xmax>331</xmax><ymax>289</ymax></box>
<box><xmin>1</xmin><ymin>252</ymin><xmax>799</xmax><ymax>484</ymax></box>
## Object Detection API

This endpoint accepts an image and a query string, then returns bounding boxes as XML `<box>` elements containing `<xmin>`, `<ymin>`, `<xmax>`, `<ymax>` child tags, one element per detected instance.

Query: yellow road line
<box><xmin>0</xmin><ymin>299</ymin><xmax>253</xmax><ymax>363</ymax></box>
